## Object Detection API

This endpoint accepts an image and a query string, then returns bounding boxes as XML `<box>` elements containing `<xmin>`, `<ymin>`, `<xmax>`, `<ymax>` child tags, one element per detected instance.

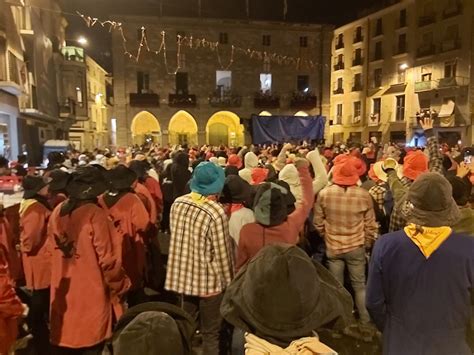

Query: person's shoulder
<box><xmin>376</xmin><ymin>230</ymin><xmax>407</xmax><ymax>248</ymax></box>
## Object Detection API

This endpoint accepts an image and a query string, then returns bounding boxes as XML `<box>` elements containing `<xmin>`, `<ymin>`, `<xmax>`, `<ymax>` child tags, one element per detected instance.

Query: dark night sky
<box><xmin>61</xmin><ymin>0</ymin><xmax>394</xmax><ymax>70</ymax></box>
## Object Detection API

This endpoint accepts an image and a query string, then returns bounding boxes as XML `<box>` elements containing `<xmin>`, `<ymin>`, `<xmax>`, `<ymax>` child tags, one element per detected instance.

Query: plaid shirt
<box><xmin>314</xmin><ymin>185</ymin><xmax>378</xmax><ymax>255</ymax></box>
<box><xmin>368</xmin><ymin>182</ymin><xmax>387</xmax><ymax>212</ymax></box>
<box><xmin>389</xmin><ymin>135</ymin><xmax>444</xmax><ymax>232</ymax></box>
<box><xmin>165</xmin><ymin>194</ymin><xmax>235</xmax><ymax>297</ymax></box>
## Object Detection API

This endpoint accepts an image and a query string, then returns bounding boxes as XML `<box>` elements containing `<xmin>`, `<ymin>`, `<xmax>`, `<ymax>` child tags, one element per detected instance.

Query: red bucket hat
<box><xmin>332</xmin><ymin>156</ymin><xmax>361</xmax><ymax>186</ymax></box>
<box><xmin>227</xmin><ymin>154</ymin><xmax>243</xmax><ymax>169</ymax></box>
<box><xmin>403</xmin><ymin>150</ymin><xmax>428</xmax><ymax>181</ymax></box>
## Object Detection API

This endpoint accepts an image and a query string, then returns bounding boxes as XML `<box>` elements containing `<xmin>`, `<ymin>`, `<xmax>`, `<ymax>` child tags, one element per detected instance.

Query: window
<box><xmin>354</xmin><ymin>26</ymin><xmax>363</xmax><ymax>42</ymax></box>
<box><xmin>399</xmin><ymin>9</ymin><xmax>407</xmax><ymax>27</ymax></box>
<box><xmin>260</xmin><ymin>73</ymin><xmax>272</xmax><ymax>93</ymax></box>
<box><xmin>337</xmin><ymin>53</ymin><xmax>344</xmax><ymax>64</ymax></box>
<box><xmin>374</xmin><ymin>41</ymin><xmax>382</xmax><ymax>60</ymax></box>
<box><xmin>297</xmin><ymin>75</ymin><xmax>310</xmax><ymax>92</ymax></box>
<box><xmin>353</xmin><ymin>101</ymin><xmax>361</xmax><ymax>120</ymax></box>
<box><xmin>336</xmin><ymin>103</ymin><xmax>343</xmax><ymax>124</ymax></box>
<box><xmin>445</xmin><ymin>24</ymin><xmax>459</xmax><ymax>40</ymax></box>
<box><xmin>373</xmin><ymin>68</ymin><xmax>383</xmax><ymax>87</ymax></box>
<box><xmin>336</xmin><ymin>33</ymin><xmax>344</xmax><ymax>49</ymax></box>
<box><xmin>216</xmin><ymin>70</ymin><xmax>232</xmax><ymax>89</ymax></box>
<box><xmin>398</xmin><ymin>33</ymin><xmax>407</xmax><ymax>53</ymax></box>
<box><xmin>353</xmin><ymin>73</ymin><xmax>362</xmax><ymax>90</ymax></box>
<box><xmin>421</xmin><ymin>73</ymin><xmax>432</xmax><ymax>81</ymax></box>
<box><xmin>179</xmin><ymin>53</ymin><xmax>186</xmax><ymax>70</ymax></box>
<box><xmin>219</xmin><ymin>32</ymin><xmax>228</xmax><ymax>44</ymax></box>
<box><xmin>263</xmin><ymin>56</ymin><xmax>271</xmax><ymax>72</ymax></box>
<box><xmin>419</xmin><ymin>98</ymin><xmax>431</xmax><ymax>110</ymax></box>
<box><xmin>262</xmin><ymin>35</ymin><xmax>271</xmax><ymax>46</ymax></box>
<box><xmin>375</xmin><ymin>18</ymin><xmax>383</xmax><ymax>36</ymax></box>
<box><xmin>76</xmin><ymin>86</ymin><xmax>83</xmax><ymax>105</ymax></box>
<box><xmin>398</xmin><ymin>65</ymin><xmax>407</xmax><ymax>83</ymax></box>
<box><xmin>299</xmin><ymin>36</ymin><xmax>308</xmax><ymax>48</ymax></box>
<box><xmin>444</xmin><ymin>60</ymin><xmax>457</xmax><ymax>78</ymax></box>
<box><xmin>175</xmin><ymin>72</ymin><xmax>188</xmax><ymax>94</ymax></box>
<box><xmin>395</xmin><ymin>95</ymin><xmax>405</xmax><ymax>121</ymax></box>
<box><xmin>337</xmin><ymin>77</ymin><xmax>343</xmax><ymax>89</ymax></box>
<box><xmin>353</xmin><ymin>48</ymin><xmax>362</xmax><ymax>65</ymax></box>
<box><xmin>137</xmin><ymin>71</ymin><xmax>150</xmax><ymax>93</ymax></box>
<box><xmin>373</xmin><ymin>98</ymin><xmax>381</xmax><ymax>115</ymax></box>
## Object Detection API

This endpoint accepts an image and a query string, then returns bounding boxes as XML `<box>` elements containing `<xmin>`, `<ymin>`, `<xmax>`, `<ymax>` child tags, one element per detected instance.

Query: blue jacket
<box><xmin>367</xmin><ymin>230</ymin><xmax>474</xmax><ymax>355</ymax></box>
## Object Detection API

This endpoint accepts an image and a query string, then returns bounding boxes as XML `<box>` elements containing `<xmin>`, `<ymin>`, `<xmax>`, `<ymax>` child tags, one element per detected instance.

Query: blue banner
<box><xmin>251</xmin><ymin>115</ymin><xmax>325</xmax><ymax>144</ymax></box>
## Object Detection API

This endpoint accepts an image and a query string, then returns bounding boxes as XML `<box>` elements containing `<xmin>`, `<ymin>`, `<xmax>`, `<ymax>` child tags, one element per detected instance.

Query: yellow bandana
<box><xmin>244</xmin><ymin>333</ymin><xmax>337</xmax><ymax>355</ymax></box>
<box><xmin>190</xmin><ymin>192</ymin><xmax>207</xmax><ymax>205</ymax></box>
<box><xmin>404</xmin><ymin>223</ymin><xmax>452</xmax><ymax>259</ymax></box>
<box><xmin>19</xmin><ymin>199</ymin><xmax>37</xmax><ymax>217</ymax></box>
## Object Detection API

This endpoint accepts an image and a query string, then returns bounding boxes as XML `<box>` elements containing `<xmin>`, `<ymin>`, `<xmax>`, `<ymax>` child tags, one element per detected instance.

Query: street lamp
<box><xmin>77</xmin><ymin>36</ymin><xmax>88</xmax><ymax>45</ymax></box>
<box><xmin>399</xmin><ymin>63</ymin><xmax>409</xmax><ymax>70</ymax></box>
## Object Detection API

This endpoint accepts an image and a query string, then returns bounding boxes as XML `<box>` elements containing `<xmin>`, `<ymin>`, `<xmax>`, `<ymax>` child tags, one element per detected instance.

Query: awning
<box><xmin>438</xmin><ymin>100</ymin><xmax>455</xmax><ymax>118</ymax></box>
<box><xmin>383</xmin><ymin>83</ymin><xmax>407</xmax><ymax>95</ymax></box>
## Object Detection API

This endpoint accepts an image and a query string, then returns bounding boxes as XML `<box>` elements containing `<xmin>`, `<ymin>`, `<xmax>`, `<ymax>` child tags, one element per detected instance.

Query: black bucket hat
<box><xmin>220</xmin><ymin>175</ymin><xmax>252</xmax><ymax>205</ymax></box>
<box><xmin>221</xmin><ymin>244</ymin><xmax>353</xmax><ymax>344</ymax></box>
<box><xmin>401</xmin><ymin>172</ymin><xmax>460</xmax><ymax>227</ymax></box>
<box><xmin>23</xmin><ymin>176</ymin><xmax>51</xmax><ymax>199</ymax></box>
<box><xmin>106</xmin><ymin>165</ymin><xmax>137</xmax><ymax>191</ymax></box>
<box><xmin>128</xmin><ymin>160</ymin><xmax>148</xmax><ymax>181</ymax></box>
<box><xmin>66</xmin><ymin>166</ymin><xmax>107</xmax><ymax>200</ymax></box>
<box><xmin>48</xmin><ymin>169</ymin><xmax>70</xmax><ymax>193</ymax></box>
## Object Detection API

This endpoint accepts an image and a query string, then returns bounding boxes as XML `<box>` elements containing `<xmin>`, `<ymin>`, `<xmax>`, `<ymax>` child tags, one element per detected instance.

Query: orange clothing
<box><xmin>98</xmin><ymin>193</ymin><xmax>150</xmax><ymax>289</ymax></box>
<box><xmin>48</xmin><ymin>202</ymin><xmax>130</xmax><ymax>348</ymax></box>
<box><xmin>143</xmin><ymin>176</ymin><xmax>163</xmax><ymax>216</ymax></box>
<box><xmin>135</xmin><ymin>182</ymin><xmax>157</xmax><ymax>224</ymax></box>
<box><xmin>19</xmin><ymin>201</ymin><xmax>51</xmax><ymax>290</ymax></box>
<box><xmin>0</xmin><ymin>247</ymin><xmax>23</xmax><ymax>355</ymax></box>
<box><xmin>0</xmin><ymin>216</ymin><xmax>21</xmax><ymax>283</ymax></box>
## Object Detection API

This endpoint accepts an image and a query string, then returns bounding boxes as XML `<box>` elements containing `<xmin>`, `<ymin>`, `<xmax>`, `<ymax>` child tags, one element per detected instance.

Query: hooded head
<box><xmin>279</xmin><ymin>164</ymin><xmax>299</xmax><ymax>187</ymax></box>
<box><xmin>220</xmin><ymin>175</ymin><xmax>252</xmax><ymax>205</ymax></box>
<box><xmin>107</xmin><ymin>165</ymin><xmax>137</xmax><ymax>191</ymax></box>
<box><xmin>48</xmin><ymin>169</ymin><xmax>70</xmax><ymax>193</ymax></box>
<box><xmin>190</xmin><ymin>162</ymin><xmax>225</xmax><ymax>196</ymax></box>
<box><xmin>244</xmin><ymin>152</ymin><xmax>259</xmax><ymax>169</ymax></box>
<box><xmin>66</xmin><ymin>166</ymin><xmax>108</xmax><ymax>201</ymax></box>
<box><xmin>447</xmin><ymin>176</ymin><xmax>471</xmax><ymax>207</ymax></box>
<box><xmin>403</xmin><ymin>150</ymin><xmax>428</xmax><ymax>181</ymax></box>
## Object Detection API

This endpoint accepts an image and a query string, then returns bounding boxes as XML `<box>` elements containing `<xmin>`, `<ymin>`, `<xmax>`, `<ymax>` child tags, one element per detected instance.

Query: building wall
<box><xmin>112</xmin><ymin>16</ymin><xmax>333</xmax><ymax>147</ymax></box>
<box><xmin>329</xmin><ymin>0</ymin><xmax>473</xmax><ymax>146</ymax></box>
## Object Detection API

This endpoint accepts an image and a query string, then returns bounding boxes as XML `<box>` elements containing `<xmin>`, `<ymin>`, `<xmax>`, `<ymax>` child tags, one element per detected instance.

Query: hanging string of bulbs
<box><xmin>77</xmin><ymin>11</ymin><xmax>328</xmax><ymax>75</ymax></box>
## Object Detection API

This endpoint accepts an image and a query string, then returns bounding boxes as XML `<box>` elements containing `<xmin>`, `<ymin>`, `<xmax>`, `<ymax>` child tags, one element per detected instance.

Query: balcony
<box><xmin>168</xmin><ymin>93</ymin><xmax>197</xmax><ymax>108</ymax></box>
<box><xmin>130</xmin><ymin>93</ymin><xmax>160</xmax><ymax>107</ymax></box>
<box><xmin>440</xmin><ymin>39</ymin><xmax>461</xmax><ymax>53</ymax></box>
<box><xmin>352</xmin><ymin>57</ymin><xmax>363</xmax><ymax>66</ymax></box>
<box><xmin>353</xmin><ymin>34</ymin><xmax>363</xmax><ymax>44</ymax></box>
<box><xmin>335</xmin><ymin>40</ymin><xmax>344</xmax><ymax>50</ymax></box>
<box><xmin>58</xmin><ymin>98</ymin><xmax>77</xmax><ymax>119</ymax></box>
<box><xmin>254</xmin><ymin>92</ymin><xmax>280</xmax><ymax>109</ymax></box>
<box><xmin>290</xmin><ymin>92</ymin><xmax>317</xmax><ymax>110</ymax></box>
<box><xmin>414</xmin><ymin>80</ymin><xmax>434</xmax><ymax>92</ymax></box>
<box><xmin>60</xmin><ymin>46</ymin><xmax>85</xmax><ymax>63</ymax></box>
<box><xmin>334</xmin><ymin>62</ymin><xmax>345</xmax><ymax>71</ymax></box>
<box><xmin>0</xmin><ymin>55</ymin><xmax>22</xmax><ymax>96</ymax></box>
<box><xmin>372</xmin><ymin>52</ymin><xmax>383</xmax><ymax>62</ymax></box>
<box><xmin>418</xmin><ymin>14</ymin><xmax>436</xmax><ymax>27</ymax></box>
<box><xmin>352</xmin><ymin>84</ymin><xmax>363</xmax><ymax>92</ymax></box>
<box><xmin>333</xmin><ymin>87</ymin><xmax>344</xmax><ymax>95</ymax></box>
<box><xmin>438</xmin><ymin>76</ymin><xmax>469</xmax><ymax>88</ymax></box>
<box><xmin>209</xmin><ymin>90</ymin><xmax>242</xmax><ymax>108</ymax></box>
<box><xmin>443</xmin><ymin>3</ymin><xmax>462</xmax><ymax>19</ymax></box>
<box><xmin>416</xmin><ymin>44</ymin><xmax>436</xmax><ymax>58</ymax></box>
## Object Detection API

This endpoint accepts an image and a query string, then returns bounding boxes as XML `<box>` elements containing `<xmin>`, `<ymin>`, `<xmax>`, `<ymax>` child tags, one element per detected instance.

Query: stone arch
<box><xmin>168</xmin><ymin>110</ymin><xmax>198</xmax><ymax>146</ymax></box>
<box><xmin>130</xmin><ymin>111</ymin><xmax>161</xmax><ymax>145</ymax></box>
<box><xmin>206</xmin><ymin>111</ymin><xmax>244</xmax><ymax>147</ymax></box>
<box><xmin>294</xmin><ymin>111</ymin><xmax>309</xmax><ymax>117</ymax></box>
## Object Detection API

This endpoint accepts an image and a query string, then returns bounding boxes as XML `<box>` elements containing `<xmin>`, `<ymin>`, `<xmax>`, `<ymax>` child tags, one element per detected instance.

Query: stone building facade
<box><xmin>329</xmin><ymin>0</ymin><xmax>474</xmax><ymax>146</ymax></box>
<box><xmin>112</xmin><ymin>15</ymin><xmax>333</xmax><ymax>147</ymax></box>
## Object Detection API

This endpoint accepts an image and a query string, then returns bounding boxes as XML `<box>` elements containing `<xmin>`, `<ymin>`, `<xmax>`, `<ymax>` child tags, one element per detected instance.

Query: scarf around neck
<box><xmin>244</xmin><ymin>333</ymin><xmax>337</xmax><ymax>355</ymax></box>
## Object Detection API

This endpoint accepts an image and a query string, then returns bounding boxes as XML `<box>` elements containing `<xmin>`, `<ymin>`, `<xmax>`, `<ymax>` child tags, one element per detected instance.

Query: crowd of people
<box><xmin>0</xmin><ymin>117</ymin><xmax>474</xmax><ymax>355</ymax></box>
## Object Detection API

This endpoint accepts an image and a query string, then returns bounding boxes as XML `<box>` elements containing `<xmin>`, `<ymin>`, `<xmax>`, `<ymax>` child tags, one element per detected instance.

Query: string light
<box><xmin>77</xmin><ymin>11</ymin><xmax>329</xmax><ymax>73</ymax></box>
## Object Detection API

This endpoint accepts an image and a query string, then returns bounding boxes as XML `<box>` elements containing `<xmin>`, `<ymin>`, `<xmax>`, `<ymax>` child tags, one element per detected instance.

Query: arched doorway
<box><xmin>294</xmin><ymin>111</ymin><xmax>309</xmax><ymax>117</ymax></box>
<box><xmin>131</xmin><ymin>111</ymin><xmax>161</xmax><ymax>145</ymax></box>
<box><xmin>168</xmin><ymin>110</ymin><xmax>198</xmax><ymax>146</ymax></box>
<box><xmin>206</xmin><ymin>111</ymin><xmax>244</xmax><ymax>147</ymax></box>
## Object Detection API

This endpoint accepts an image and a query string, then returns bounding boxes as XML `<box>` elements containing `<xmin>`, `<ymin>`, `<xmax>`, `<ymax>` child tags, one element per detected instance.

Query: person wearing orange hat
<box><xmin>314</xmin><ymin>155</ymin><xmax>378</xmax><ymax>340</ymax></box>
<box><xmin>386</xmin><ymin>117</ymin><xmax>444</xmax><ymax>232</ymax></box>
